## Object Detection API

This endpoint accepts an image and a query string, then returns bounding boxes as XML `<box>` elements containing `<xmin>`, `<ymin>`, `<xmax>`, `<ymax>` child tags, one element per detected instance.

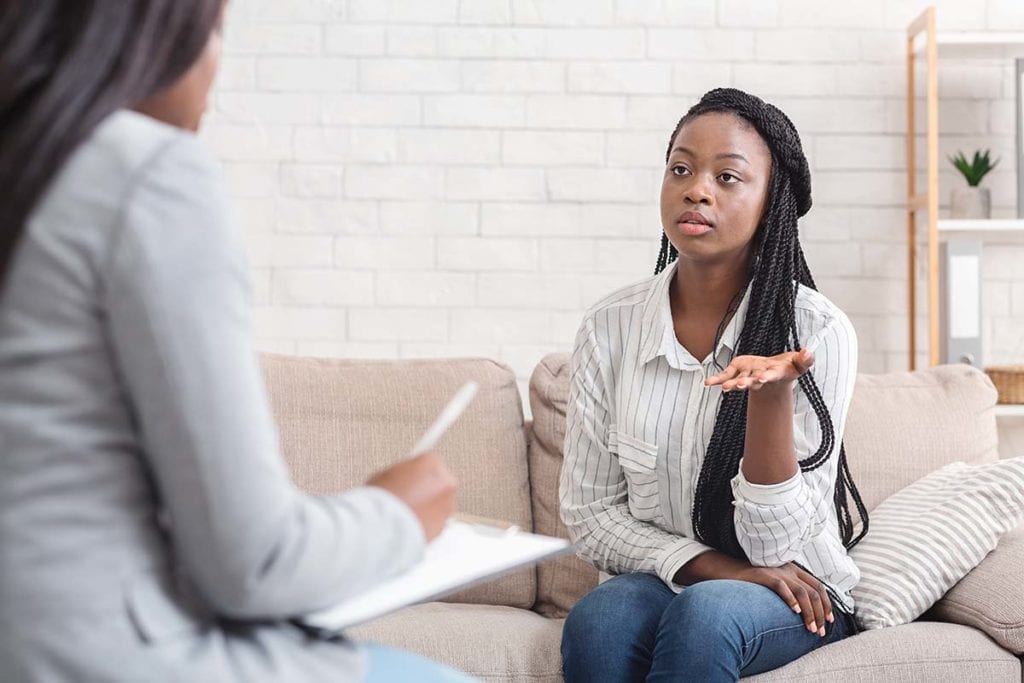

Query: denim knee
<box><xmin>562</xmin><ymin>573</ymin><xmax>670</xmax><ymax>660</ymax></box>
<box><xmin>658</xmin><ymin>580</ymin><xmax>750</xmax><ymax>640</ymax></box>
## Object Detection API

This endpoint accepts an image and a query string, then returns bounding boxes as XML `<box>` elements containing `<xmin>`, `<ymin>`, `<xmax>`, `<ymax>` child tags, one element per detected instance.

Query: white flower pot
<box><xmin>950</xmin><ymin>186</ymin><xmax>991</xmax><ymax>219</ymax></box>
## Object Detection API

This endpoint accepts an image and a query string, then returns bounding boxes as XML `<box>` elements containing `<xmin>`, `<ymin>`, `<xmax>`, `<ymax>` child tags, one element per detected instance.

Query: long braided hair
<box><xmin>655</xmin><ymin>88</ymin><xmax>868</xmax><ymax>559</ymax></box>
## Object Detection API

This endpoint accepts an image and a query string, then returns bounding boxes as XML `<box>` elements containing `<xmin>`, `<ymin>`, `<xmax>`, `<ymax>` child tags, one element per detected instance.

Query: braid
<box><xmin>655</xmin><ymin>232</ymin><xmax>678</xmax><ymax>275</ymax></box>
<box><xmin>656</xmin><ymin>88</ymin><xmax>869</xmax><ymax>558</ymax></box>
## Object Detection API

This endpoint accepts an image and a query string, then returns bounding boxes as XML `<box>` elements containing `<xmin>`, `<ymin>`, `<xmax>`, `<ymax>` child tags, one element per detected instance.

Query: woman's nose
<box><xmin>684</xmin><ymin>176</ymin><xmax>713</xmax><ymax>205</ymax></box>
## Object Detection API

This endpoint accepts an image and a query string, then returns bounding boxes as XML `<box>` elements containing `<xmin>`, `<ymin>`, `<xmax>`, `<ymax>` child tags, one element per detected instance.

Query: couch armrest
<box><xmin>929</xmin><ymin>524</ymin><xmax>1024</xmax><ymax>655</ymax></box>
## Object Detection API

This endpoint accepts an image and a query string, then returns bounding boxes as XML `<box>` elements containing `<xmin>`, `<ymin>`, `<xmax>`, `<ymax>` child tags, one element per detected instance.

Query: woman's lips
<box><xmin>677</xmin><ymin>221</ymin><xmax>713</xmax><ymax>236</ymax></box>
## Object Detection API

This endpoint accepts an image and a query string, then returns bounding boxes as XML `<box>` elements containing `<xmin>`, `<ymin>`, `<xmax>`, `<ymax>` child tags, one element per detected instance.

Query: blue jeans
<box><xmin>561</xmin><ymin>573</ymin><xmax>853</xmax><ymax>682</ymax></box>
<box><xmin>364</xmin><ymin>644</ymin><xmax>478</xmax><ymax>682</ymax></box>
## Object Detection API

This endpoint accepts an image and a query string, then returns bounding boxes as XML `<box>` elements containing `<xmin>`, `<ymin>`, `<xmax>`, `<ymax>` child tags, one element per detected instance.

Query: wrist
<box><xmin>748</xmin><ymin>380</ymin><xmax>796</xmax><ymax>410</ymax></box>
<box><xmin>673</xmin><ymin>550</ymin><xmax>750</xmax><ymax>585</ymax></box>
<box><xmin>751</xmin><ymin>378</ymin><xmax>795</xmax><ymax>396</ymax></box>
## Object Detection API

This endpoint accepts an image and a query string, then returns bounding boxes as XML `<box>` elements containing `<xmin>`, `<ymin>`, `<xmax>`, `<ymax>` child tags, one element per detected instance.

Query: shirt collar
<box><xmin>638</xmin><ymin>260</ymin><xmax>753</xmax><ymax>368</ymax></box>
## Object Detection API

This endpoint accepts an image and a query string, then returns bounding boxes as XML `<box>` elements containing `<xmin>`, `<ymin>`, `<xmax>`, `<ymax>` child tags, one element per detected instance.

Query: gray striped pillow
<box><xmin>850</xmin><ymin>456</ymin><xmax>1024</xmax><ymax>630</ymax></box>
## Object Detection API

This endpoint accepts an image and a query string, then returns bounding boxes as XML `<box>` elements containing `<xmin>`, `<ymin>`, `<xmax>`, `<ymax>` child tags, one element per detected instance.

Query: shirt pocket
<box><xmin>614</xmin><ymin>431</ymin><xmax>661</xmax><ymax>522</ymax></box>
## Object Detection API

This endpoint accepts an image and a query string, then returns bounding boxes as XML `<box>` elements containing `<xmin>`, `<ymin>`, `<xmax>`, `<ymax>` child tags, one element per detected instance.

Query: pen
<box><xmin>407</xmin><ymin>381</ymin><xmax>479</xmax><ymax>458</ymax></box>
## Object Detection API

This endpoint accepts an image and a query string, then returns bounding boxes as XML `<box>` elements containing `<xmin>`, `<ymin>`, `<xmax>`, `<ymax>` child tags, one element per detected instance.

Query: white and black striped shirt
<box><xmin>560</xmin><ymin>261</ymin><xmax>861</xmax><ymax>611</ymax></box>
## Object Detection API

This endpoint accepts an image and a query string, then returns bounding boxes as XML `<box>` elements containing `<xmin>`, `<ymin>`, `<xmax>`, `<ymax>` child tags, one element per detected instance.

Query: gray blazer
<box><xmin>0</xmin><ymin>111</ymin><xmax>426</xmax><ymax>682</ymax></box>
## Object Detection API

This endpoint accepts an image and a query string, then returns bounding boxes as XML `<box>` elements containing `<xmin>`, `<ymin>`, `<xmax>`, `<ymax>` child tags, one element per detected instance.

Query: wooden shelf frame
<box><xmin>905</xmin><ymin>8</ymin><xmax>1024</xmax><ymax>370</ymax></box>
<box><xmin>906</xmin><ymin>7</ymin><xmax>939</xmax><ymax>369</ymax></box>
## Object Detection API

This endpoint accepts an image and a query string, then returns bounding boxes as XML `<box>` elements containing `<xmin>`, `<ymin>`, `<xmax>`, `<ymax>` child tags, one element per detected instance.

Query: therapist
<box><xmin>0</xmin><ymin>2</ymin><xmax>473</xmax><ymax>681</ymax></box>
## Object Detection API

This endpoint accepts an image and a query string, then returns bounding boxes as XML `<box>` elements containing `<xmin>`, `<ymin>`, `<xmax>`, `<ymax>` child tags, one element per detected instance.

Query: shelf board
<box><xmin>914</xmin><ymin>31</ymin><xmax>1024</xmax><ymax>58</ymax></box>
<box><xmin>995</xmin><ymin>404</ymin><xmax>1024</xmax><ymax>418</ymax></box>
<box><xmin>936</xmin><ymin>218</ymin><xmax>1024</xmax><ymax>241</ymax></box>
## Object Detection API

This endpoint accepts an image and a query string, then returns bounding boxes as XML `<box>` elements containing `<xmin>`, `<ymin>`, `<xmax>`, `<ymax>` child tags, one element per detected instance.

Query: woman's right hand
<box><xmin>366</xmin><ymin>452</ymin><xmax>458</xmax><ymax>542</ymax></box>
<box><xmin>734</xmin><ymin>563</ymin><xmax>833</xmax><ymax>637</ymax></box>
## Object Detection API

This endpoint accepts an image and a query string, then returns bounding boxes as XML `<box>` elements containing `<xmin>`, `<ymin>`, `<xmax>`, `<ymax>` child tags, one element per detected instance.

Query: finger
<box><xmin>802</xmin><ymin>579</ymin><xmax>826</xmax><ymax>637</ymax></box>
<box><xmin>722</xmin><ymin>366</ymin><xmax>757</xmax><ymax>391</ymax></box>
<box><xmin>705</xmin><ymin>364</ymin><xmax>740</xmax><ymax>386</ymax></box>
<box><xmin>796</xmin><ymin>568</ymin><xmax>834</xmax><ymax>625</ymax></box>
<box><xmin>788</xmin><ymin>582</ymin><xmax>817</xmax><ymax>633</ymax></box>
<box><xmin>735</xmin><ymin>377</ymin><xmax>758</xmax><ymax>390</ymax></box>
<box><xmin>723</xmin><ymin>377</ymin><xmax>754</xmax><ymax>392</ymax></box>
<box><xmin>767</xmin><ymin>578</ymin><xmax>802</xmax><ymax>615</ymax></box>
<box><xmin>819</xmin><ymin>583</ymin><xmax>833</xmax><ymax>626</ymax></box>
<box><xmin>755</xmin><ymin>367</ymin><xmax>784</xmax><ymax>384</ymax></box>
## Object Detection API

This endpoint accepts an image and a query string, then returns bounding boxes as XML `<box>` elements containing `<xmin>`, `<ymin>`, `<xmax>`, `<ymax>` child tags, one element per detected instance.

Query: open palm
<box><xmin>705</xmin><ymin>349</ymin><xmax>814</xmax><ymax>393</ymax></box>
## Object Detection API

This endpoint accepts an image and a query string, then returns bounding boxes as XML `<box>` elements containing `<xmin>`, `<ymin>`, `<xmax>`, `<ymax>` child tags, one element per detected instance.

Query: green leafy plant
<box><xmin>948</xmin><ymin>149</ymin><xmax>1000</xmax><ymax>187</ymax></box>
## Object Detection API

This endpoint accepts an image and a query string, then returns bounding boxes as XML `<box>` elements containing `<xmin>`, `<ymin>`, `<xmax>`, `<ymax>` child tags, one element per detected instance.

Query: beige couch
<box><xmin>261</xmin><ymin>353</ymin><xmax>1024</xmax><ymax>682</ymax></box>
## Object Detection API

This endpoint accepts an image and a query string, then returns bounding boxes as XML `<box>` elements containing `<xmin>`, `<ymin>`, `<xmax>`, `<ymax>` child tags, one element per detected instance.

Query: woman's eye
<box><xmin>719</xmin><ymin>173</ymin><xmax>739</xmax><ymax>183</ymax></box>
<box><xmin>671</xmin><ymin>165</ymin><xmax>689</xmax><ymax>176</ymax></box>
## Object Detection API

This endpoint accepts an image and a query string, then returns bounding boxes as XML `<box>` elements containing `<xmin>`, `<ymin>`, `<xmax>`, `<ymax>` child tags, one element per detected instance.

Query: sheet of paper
<box><xmin>300</xmin><ymin>521</ymin><xmax>571</xmax><ymax>632</ymax></box>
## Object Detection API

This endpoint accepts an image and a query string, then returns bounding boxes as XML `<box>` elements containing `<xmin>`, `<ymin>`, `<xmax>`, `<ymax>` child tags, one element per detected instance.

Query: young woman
<box><xmin>0</xmin><ymin>3</ymin><xmax>470</xmax><ymax>681</ymax></box>
<box><xmin>559</xmin><ymin>88</ymin><xmax>869</xmax><ymax>682</ymax></box>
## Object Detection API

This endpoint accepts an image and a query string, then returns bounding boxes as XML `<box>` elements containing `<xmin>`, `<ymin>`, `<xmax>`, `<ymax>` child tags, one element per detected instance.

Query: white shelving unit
<box><xmin>906</xmin><ymin>8</ymin><xmax>1024</xmax><ymax>369</ymax></box>
<box><xmin>937</xmin><ymin>219</ymin><xmax>1024</xmax><ymax>241</ymax></box>
<box><xmin>914</xmin><ymin>220</ymin><xmax>1024</xmax><ymax>243</ymax></box>
<box><xmin>919</xmin><ymin>32</ymin><xmax>1024</xmax><ymax>58</ymax></box>
<box><xmin>995</xmin><ymin>404</ymin><xmax>1024</xmax><ymax>418</ymax></box>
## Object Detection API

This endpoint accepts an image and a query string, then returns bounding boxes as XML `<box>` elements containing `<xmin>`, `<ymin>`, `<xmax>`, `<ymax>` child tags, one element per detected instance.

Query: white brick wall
<box><xmin>207</xmin><ymin>0</ymin><xmax>1024</xmax><ymax>402</ymax></box>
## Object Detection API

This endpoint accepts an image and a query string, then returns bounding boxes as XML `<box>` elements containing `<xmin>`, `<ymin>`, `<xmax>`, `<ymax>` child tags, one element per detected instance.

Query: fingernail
<box><xmin>827</xmin><ymin>614</ymin><xmax>834</xmax><ymax>624</ymax></box>
<box><xmin>818</xmin><ymin>627</ymin><xmax>826</xmax><ymax>637</ymax></box>
<box><xmin>792</xmin><ymin>605</ymin><xmax>801</xmax><ymax>614</ymax></box>
<box><xmin>808</xmin><ymin>622</ymin><xmax>816</xmax><ymax>632</ymax></box>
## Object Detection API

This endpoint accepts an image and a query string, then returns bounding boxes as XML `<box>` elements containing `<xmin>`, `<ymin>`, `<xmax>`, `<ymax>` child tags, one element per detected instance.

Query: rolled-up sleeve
<box><xmin>560</xmin><ymin>315</ymin><xmax>712</xmax><ymax>591</ymax></box>
<box><xmin>731</xmin><ymin>312</ymin><xmax>858</xmax><ymax>567</ymax></box>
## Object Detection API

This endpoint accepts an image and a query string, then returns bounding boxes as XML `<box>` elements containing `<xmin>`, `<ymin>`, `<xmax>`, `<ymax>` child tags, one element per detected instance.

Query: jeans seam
<box><xmin>739</xmin><ymin>623</ymin><xmax>812</xmax><ymax>663</ymax></box>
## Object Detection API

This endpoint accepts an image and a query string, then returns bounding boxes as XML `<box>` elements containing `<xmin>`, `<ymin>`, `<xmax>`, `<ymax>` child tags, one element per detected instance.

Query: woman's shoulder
<box><xmin>25</xmin><ymin>111</ymin><xmax>234</xmax><ymax>296</ymax></box>
<box><xmin>69</xmin><ymin>110</ymin><xmax>206</xmax><ymax>187</ymax></box>
<box><xmin>581</xmin><ymin>273</ymin><xmax>661</xmax><ymax>324</ymax></box>
<box><xmin>793</xmin><ymin>283</ymin><xmax>856</xmax><ymax>346</ymax></box>
<box><xmin>38</xmin><ymin>111</ymin><xmax>215</xmax><ymax>231</ymax></box>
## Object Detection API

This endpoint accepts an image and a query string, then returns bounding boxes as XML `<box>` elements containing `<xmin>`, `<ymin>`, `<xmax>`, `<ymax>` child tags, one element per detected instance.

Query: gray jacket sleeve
<box><xmin>101</xmin><ymin>134</ymin><xmax>426</xmax><ymax>620</ymax></box>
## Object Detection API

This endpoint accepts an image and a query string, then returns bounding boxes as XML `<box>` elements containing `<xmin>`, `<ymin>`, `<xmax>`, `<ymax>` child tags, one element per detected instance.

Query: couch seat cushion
<box><xmin>750</xmin><ymin>622</ymin><xmax>1020</xmax><ymax>682</ymax></box>
<box><xmin>349</xmin><ymin>603</ymin><xmax>563</xmax><ymax>682</ymax></box>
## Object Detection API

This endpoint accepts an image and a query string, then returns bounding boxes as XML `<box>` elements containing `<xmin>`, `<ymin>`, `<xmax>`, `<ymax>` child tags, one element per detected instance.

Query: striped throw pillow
<box><xmin>850</xmin><ymin>456</ymin><xmax>1024</xmax><ymax>630</ymax></box>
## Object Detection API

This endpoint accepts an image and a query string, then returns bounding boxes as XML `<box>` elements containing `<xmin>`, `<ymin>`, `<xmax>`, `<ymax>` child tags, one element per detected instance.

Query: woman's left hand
<box><xmin>704</xmin><ymin>349</ymin><xmax>814</xmax><ymax>393</ymax></box>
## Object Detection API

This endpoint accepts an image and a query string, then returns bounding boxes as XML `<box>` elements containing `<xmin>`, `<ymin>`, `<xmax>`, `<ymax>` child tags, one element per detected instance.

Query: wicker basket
<box><xmin>985</xmin><ymin>365</ymin><xmax>1024</xmax><ymax>404</ymax></box>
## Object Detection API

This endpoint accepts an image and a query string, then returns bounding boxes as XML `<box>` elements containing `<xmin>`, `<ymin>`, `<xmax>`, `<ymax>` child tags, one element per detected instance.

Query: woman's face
<box><xmin>134</xmin><ymin>10</ymin><xmax>224</xmax><ymax>132</ymax></box>
<box><xmin>660</xmin><ymin>112</ymin><xmax>772</xmax><ymax>267</ymax></box>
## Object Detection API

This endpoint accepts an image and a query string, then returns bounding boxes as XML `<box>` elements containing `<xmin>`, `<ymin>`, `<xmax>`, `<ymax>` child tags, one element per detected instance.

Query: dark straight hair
<box><xmin>0</xmin><ymin>0</ymin><xmax>223</xmax><ymax>288</ymax></box>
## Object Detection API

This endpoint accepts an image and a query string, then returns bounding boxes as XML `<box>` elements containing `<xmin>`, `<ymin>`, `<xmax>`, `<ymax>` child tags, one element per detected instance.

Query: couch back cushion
<box><xmin>260</xmin><ymin>354</ymin><xmax>535</xmax><ymax>608</ymax></box>
<box><xmin>528</xmin><ymin>354</ymin><xmax>599</xmax><ymax>617</ymax></box>
<box><xmin>527</xmin><ymin>353</ymin><xmax>1000</xmax><ymax>616</ymax></box>
<box><xmin>843</xmin><ymin>364</ymin><xmax>999</xmax><ymax>512</ymax></box>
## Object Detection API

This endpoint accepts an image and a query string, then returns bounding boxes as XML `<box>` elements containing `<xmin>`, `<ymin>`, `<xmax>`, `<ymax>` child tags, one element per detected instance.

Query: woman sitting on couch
<box><xmin>559</xmin><ymin>88</ymin><xmax>870</xmax><ymax>682</ymax></box>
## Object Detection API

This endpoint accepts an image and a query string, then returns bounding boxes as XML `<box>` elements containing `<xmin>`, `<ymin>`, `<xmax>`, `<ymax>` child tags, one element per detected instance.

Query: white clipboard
<box><xmin>300</xmin><ymin>519</ymin><xmax>572</xmax><ymax>633</ymax></box>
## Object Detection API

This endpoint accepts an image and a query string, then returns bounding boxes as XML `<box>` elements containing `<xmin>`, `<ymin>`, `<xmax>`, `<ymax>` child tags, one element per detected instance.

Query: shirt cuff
<box><xmin>653</xmin><ymin>537</ymin><xmax>715</xmax><ymax>593</ymax></box>
<box><xmin>731</xmin><ymin>460</ymin><xmax>804</xmax><ymax>506</ymax></box>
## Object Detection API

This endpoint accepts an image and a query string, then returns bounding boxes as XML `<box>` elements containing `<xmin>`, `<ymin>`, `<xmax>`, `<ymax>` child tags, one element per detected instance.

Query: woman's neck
<box><xmin>667</xmin><ymin>254</ymin><xmax>752</xmax><ymax>362</ymax></box>
<box><xmin>670</xmin><ymin>258</ymin><xmax>750</xmax><ymax>320</ymax></box>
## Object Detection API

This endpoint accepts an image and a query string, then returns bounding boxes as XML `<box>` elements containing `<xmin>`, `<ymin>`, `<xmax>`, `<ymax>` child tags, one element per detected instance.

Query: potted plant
<box><xmin>948</xmin><ymin>149</ymin><xmax>999</xmax><ymax>219</ymax></box>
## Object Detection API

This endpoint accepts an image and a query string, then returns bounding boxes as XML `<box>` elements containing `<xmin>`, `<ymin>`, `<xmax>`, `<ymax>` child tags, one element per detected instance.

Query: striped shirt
<box><xmin>559</xmin><ymin>261</ymin><xmax>861</xmax><ymax>611</ymax></box>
